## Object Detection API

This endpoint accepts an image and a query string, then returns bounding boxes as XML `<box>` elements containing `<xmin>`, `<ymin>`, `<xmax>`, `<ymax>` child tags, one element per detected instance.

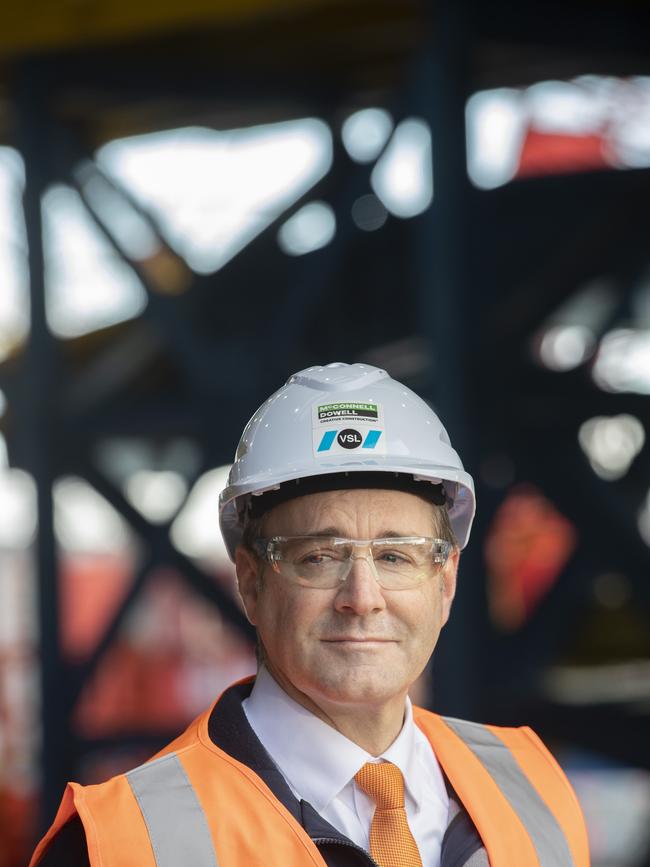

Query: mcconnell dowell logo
<box><xmin>317</xmin><ymin>429</ymin><xmax>383</xmax><ymax>452</ymax></box>
<box><xmin>317</xmin><ymin>402</ymin><xmax>378</xmax><ymax>422</ymax></box>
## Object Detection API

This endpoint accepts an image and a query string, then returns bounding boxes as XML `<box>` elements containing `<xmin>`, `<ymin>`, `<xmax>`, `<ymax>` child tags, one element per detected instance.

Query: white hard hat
<box><xmin>219</xmin><ymin>362</ymin><xmax>476</xmax><ymax>559</ymax></box>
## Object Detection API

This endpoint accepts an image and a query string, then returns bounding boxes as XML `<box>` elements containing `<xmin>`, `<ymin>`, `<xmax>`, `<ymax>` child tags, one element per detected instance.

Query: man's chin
<box><xmin>309</xmin><ymin>669</ymin><xmax>406</xmax><ymax>708</ymax></box>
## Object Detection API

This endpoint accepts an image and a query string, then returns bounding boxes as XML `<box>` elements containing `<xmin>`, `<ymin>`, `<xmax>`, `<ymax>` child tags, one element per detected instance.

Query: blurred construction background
<box><xmin>1</xmin><ymin>0</ymin><xmax>650</xmax><ymax>864</ymax></box>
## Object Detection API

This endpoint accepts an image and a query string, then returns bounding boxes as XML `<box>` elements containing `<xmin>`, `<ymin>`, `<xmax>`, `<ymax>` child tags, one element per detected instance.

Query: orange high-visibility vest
<box><xmin>30</xmin><ymin>699</ymin><xmax>590</xmax><ymax>867</ymax></box>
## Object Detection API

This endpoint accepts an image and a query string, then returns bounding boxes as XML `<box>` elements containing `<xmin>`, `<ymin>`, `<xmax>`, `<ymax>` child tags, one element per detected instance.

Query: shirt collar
<box><xmin>242</xmin><ymin>666</ymin><xmax>424</xmax><ymax>814</ymax></box>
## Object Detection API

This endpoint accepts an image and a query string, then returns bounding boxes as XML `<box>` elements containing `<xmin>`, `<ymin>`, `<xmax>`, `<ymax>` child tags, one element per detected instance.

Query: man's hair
<box><xmin>242</xmin><ymin>513</ymin><xmax>267</xmax><ymax>555</ymax></box>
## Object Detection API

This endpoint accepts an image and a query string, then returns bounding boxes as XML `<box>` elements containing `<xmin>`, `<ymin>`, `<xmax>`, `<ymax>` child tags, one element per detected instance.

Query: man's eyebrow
<box><xmin>374</xmin><ymin>531</ymin><xmax>424</xmax><ymax>539</ymax></box>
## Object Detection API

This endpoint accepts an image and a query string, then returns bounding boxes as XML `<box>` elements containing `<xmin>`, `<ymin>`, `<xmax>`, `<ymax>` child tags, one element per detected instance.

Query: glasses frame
<box><xmin>252</xmin><ymin>535</ymin><xmax>453</xmax><ymax>590</ymax></box>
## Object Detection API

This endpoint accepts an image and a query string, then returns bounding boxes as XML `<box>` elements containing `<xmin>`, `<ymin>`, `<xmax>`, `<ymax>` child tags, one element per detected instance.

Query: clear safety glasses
<box><xmin>253</xmin><ymin>536</ymin><xmax>452</xmax><ymax>590</ymax></box>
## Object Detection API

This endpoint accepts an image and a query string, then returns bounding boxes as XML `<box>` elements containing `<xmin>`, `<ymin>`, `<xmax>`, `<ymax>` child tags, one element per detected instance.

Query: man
<box><xmin>31</xmin><ymin>362</ymin><xmax>590</xmax><ymax>867</ymax></box>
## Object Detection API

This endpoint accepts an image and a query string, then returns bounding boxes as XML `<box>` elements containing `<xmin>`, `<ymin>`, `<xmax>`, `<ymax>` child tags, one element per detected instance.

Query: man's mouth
<box><xmin>322</xmin><ymin>637</ymin><xmax>395</xmax><ymax>643</ymax></box>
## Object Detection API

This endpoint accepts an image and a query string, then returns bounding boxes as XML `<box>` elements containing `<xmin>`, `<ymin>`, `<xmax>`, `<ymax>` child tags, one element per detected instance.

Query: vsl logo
<box><xmin>317</xmin><ymin>429</ymin><xmax>383</xmax><ymax>452</ymax></box>
<box><xmin>337</xmin><ymin>429</ymin><xmax>363</xmax><ymax>449</ymax></box>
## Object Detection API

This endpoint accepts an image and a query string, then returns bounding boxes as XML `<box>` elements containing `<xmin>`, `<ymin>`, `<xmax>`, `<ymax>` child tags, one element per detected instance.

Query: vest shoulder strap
<box><xmin>31</xmin><ymin>709</ymin><xmax>329</xmax><ymax>867</ymax></box>
<box><xmin>413</xmin><ymin>708</ymin><xmax>590</xmax><ymax>867</ymax></box>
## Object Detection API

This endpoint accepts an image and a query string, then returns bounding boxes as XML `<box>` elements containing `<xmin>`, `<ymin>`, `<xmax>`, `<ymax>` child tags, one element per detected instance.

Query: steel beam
<box><xmin>416</xmin><ymin>2</ymin><xmax>488</xmax><ymax>719</ymax></box>
<box><xmin>14</xmin><ymin>60</ymin><xmax>70</xmax><ymax>831</ymax></box>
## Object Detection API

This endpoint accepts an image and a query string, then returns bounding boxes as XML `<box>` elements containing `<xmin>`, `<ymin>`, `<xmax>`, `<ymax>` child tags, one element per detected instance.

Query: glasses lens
<box><xmin>371</xmin><ymin>538</ymin><xmax>448</xmax><ymax>589</ymax></box>
<box><xmin>269</xmin><ymin>537</ymin><xmax>350</xmax><ymax>588</ymax></box>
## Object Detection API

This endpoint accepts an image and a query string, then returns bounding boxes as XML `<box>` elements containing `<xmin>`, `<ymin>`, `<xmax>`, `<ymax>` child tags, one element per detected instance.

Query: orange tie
<box><xmin>354</xmin><ymin>761</ymin><xmax>423</xmax><ymax>867</ymax></box>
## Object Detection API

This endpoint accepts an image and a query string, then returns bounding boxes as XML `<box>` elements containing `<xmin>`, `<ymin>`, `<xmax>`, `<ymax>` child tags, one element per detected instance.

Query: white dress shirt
<box><xmin>243</xmin><ymin>667</ymin><xmax>449</xmax><ymax>867</ymax></box>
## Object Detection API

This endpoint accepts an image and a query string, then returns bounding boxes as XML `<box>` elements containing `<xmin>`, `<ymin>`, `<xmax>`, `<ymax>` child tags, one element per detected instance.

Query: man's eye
<box><xmin>299</xmin><ymin>552</ymin><xmax>334</xmax><ymax>565</ymax></box>
<box><xmin>377</xmin><ymin>551</ymin><xmax>408</xmax><ymax>564</ymax></box>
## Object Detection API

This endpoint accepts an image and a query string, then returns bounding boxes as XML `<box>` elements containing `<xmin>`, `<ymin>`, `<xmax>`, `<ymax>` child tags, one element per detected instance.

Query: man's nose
<box><xmin>333</xmin><ymin>554</ymin><xmax>387</xmax><ymax>614</ymax></box>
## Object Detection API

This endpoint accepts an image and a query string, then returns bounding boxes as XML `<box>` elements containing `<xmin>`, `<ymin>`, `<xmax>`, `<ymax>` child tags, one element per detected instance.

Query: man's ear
<box><xmin>235</xmin><ymin>546</ymin><xmax>261</xmax><ymax>625</ymax></box>
<box><xmin>440</xmin><ymin>548</ymin><xmax>459</xmax><ymax>627</ymax></box>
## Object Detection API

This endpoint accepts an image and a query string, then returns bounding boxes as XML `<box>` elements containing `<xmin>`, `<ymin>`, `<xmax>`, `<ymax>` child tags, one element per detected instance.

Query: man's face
<box><xmin>236</xmin><ymin>488</ymin><xmax>458</xmax><ymax>717</ymax></box>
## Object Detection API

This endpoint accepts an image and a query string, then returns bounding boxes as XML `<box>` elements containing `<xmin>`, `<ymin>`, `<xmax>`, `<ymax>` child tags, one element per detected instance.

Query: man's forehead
<box><xmin>262</xmin><ymin>487</ymin><xmax>437</xmax><ymax>534</ymax></box>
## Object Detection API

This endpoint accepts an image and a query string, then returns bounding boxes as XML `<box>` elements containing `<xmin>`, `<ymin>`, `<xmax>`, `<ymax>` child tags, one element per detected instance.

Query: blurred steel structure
<box><xmin>0</xmin><ymin>0</ymin><xmax>649</xmax><ymax>837</ymax></box>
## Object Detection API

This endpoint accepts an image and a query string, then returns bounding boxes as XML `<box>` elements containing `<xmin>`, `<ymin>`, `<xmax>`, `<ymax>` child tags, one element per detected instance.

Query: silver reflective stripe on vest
<box><xmin>443</xmin><ymin>718</ymin><xmax>574</xmax><ymax>867</ymax></box>
<box><xmin>127</xmin><ymin>752</ymin><xmax>218</xmax><ymax>867</ymax></box>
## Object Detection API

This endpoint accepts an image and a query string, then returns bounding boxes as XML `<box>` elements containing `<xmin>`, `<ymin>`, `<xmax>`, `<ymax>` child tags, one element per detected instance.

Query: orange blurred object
<box><xmin>70</xmin><ymin>567</ymin><xmax>255</xmax><ymax>742</ymax></box>
<box><xmin>517</xmin><ymin>129</ymin><xmax>610</xmax><ymax>178</ymax></box>
<box><xmin>61</xmin><ymin>553</ymin><xmax>133</xmax><ymax>660</ymax></box>
<box><xmin>0</xmin><ymin>788</ymin><xmax>35</xmax><ymax>867</ymax></box>
<box><xmin>486</xmin><ymin>485</ymin><xmax>577</xmax><ymax>630</ymax></box>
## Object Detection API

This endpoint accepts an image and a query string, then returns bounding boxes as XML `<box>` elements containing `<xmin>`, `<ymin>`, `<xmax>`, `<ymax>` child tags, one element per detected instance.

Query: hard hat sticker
<box><xmin>312</xmin><ymin>402</ymin><xmax>386</xmax><ymax>457</ymax></box>
<box><xmin>317</xmin><ymin>402</ymin><xmax>379</xmax><ymax>421</ymax></box>
<box><xmin>316</xmin><ymin>429</ymin><xmax>384</xmax><ymax>452</ymax></box>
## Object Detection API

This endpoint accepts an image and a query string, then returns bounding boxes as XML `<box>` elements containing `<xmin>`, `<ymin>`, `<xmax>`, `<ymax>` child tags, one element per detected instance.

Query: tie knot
<box><xmin>354</xmin><ymin>762</ymin><xmax>405</xmax><ymax>810</ymax></box>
